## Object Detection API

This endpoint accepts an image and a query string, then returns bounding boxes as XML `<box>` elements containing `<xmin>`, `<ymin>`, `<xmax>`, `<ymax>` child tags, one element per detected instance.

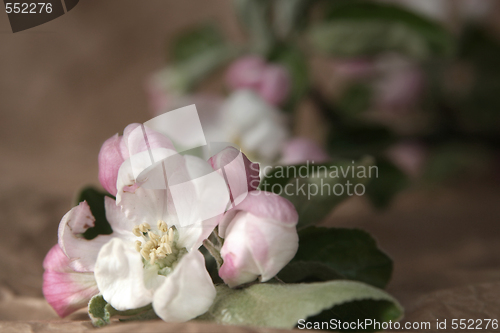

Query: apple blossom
<box><xmin>218</xmin><ymin>191</ymin><xmax>299</xmax><ymax>288</ymax></box>
<box><xmin>43</xmin><ymin>244</ymin><xmax>99</xmax><ymax>317</ymax></box>
<box><xmin>56</xmin><ymin>120</ymin><xmax>262</xmax><ymax>322</ymax></box>
<box><xmin>219</xmin><ymin>90</ymin><xmax>289</xmax><ymax>164</ymax></box>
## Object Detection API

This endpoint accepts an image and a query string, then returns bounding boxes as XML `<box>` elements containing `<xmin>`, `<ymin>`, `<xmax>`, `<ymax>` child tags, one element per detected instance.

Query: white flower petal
<box><xmin>152</xmin><ymin>251</ymin><xmax>216</xmax><ymax>322</ymax></box>
<box><xmin>94</xmin><ymin>238</ymin><xmax>162</xmax><ymax>310</ymax></box>
<box><xmin>104</xmin><ymin>196</ymin><xmax>136</xmax><ymax>244</ymax></box>
<box><xmin>119</xmin><ymin>154</ymin><xmax>227</xmax><ymax>251</ymax></box>
<box><xmin>58</xmin><ymin>202</ymin><xmax>113</xmax><ymax>272</ymax></box>
<box><xmin>115</xmin><ymin>147</ymin><xmax>177</xmax><ymax>204</ymax></box>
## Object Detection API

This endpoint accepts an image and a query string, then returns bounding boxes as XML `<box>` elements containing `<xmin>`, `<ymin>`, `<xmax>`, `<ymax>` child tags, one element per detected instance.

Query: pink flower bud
<box><xmin>218</xmin><ymin>192</ymin><xmax>298</xmax><ymax>287</ymax></box>
<box><xmin>225</xmin><ymin>56</ymin><xmax>291</xmax><ymax>106</ymax></box>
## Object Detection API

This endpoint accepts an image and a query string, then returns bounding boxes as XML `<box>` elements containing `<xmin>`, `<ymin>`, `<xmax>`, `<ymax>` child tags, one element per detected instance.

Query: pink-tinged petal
<box><xmin>122</xmin><ymin>123</ymin><xmax>176</xmax><ymax>158</ymax></box>
<box><xmin>248</xmin><ymin>213</ymin><xmax>298</xmax><ymax>282</ymax></box>
<box><xmin>225</xmin><ymin>56</ymin><xmax>266</xmax><ymax>90</ymax></box>
<box><xmin>153</xmin><ymin>251</ymin><xmax>216</xmax><ymax>322</ymax></box>
<box><xmin>98</xmin><ymin>134</ymin><xmax>125</xmax><ymax>196</ymax></box>
<box><xmin>258</xmin><ymin>64</ymin><xmax>290</xmax><ymax>106</ymax></box>
<box><xmin>58</xmin><ymin>202</ymin><xmax>113</xmax><ymax>273</ymax></box>
<box><xmin>218</xmin><ymin>194</ymin><xmax>299</xmax><ymax>287</ymax></box>
<box><xmin>43</xmin><ymin>244</ymin><xmax>99</xmax><ymax>317</ymax></box>
<box><xmin>208</xmin><ymin>146</ymin><xmax>260</xmax><ymax>203</ymax></box>
<box><xmin>95</xmin><ymin>238</ymin><xmax>160</xmax><ymax>311</ymax></box>
<box><xmin>218</xmin><ymin>211</ymin><xmax>266</xmax><ymax>287</ymax></box>
<box><xmin>115</xmin><ymin>147</ymin><xmax>177</xmax><ymax>204</ymax></box>
<box><xmin>99</xmin><ymin>123</ymin><xmax>176</xmax><ymax>197</ymax></box>
<box><xmin>235</xmin><ymin>191</ymin><xmax>298</xmax><ymax>227</ymax></box>
<box><xmin>280</xmin><ymin>137</ymin><xmax>330</xmax><ymax>165</ymax></box>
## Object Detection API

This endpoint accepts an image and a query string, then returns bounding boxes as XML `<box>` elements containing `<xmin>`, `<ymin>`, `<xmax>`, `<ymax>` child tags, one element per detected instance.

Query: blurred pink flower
<box><xmin>218</xmin><ymin>191</ymin><xmax>299</xmax><ymax>288</ymax></box>
<box><xmin>43</xmin><ymin>244</ymin><xmax>99</xmax><ymax>317</ymax></box>
<box><xmin>375</xmin><ymin>65</ymin><xmax>424</xmax><ymax>113</ymax></box>
<box><xmin>225</xmin><ymin>56</ymin><xmax>291</xmax><ymax>106</ymax></box>
<box><xmin>280</xmin><ymin>137</ymin><xmax>329</xmax><ymax>165</ymax></box>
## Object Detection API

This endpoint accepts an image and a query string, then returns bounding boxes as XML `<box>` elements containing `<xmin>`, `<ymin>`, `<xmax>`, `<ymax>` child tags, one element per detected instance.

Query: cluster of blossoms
<box><xmin>147</xmin><ymin>55</ymin><xmax>329</xmax><ymax>168</ymax></box>
<box><xmin>43</xmin><ymin>123</ymin><xmax>299</xmax><ymax>322</ymax></box>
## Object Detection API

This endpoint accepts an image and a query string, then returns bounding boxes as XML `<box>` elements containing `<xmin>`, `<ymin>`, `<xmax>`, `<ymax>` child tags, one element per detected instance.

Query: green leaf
<box><xmin>171</xmin><ymin>25</ymin><xmax>225</xmax><ymax>63</ymax></box>
<box><xmin>259</xmin><ymin>157</ymin><xmax>374</xmax><ymax>228</ymax></box>
<box><xmin>365</xmin><ymin>158</ymin><xmax>410</xmax><ymax>209</ymax></box>
<box><xmin>279</xmin><ymin>227</ymin><xmax>393</xmax><ymax>289</ymax></box>
<box><xmin>75</xmin><ymin>187</ymin><xmax>114</xmax><ymax>240</ymax></box>
<box><xmin>88</xmin><ymin>295</ymin><xmax>156</xmax><ymax>327</ymax></box>
<box><xmin>273</xmin><ymin>0</ymin><xmax>312</xmax><ymax>39</ymax></box>
<box><xmin>308</xmin><ymin>1</ymin><xmax>454</xmax><ymax>59</ymax></box>
<box><xmin>233</xmin><ymin>0</ymin><xmax>275</xmax><ymax>56</ymax></box>
<box><xmin>197</xmin><ymin>281</ymin><xmax>403</xmax><ymax>330</ymax></box>
<box><xmin>270</xmin><ymin>46</ymin><xmax>309</xmax><ymax>111</ymax></box>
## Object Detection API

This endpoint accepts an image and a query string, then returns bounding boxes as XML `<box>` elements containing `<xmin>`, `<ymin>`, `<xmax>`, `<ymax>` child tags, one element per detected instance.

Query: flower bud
<box><xmin>218</xmin><ymin>192</ymin><xmax>298</xmax><ymax>287</ymax></box>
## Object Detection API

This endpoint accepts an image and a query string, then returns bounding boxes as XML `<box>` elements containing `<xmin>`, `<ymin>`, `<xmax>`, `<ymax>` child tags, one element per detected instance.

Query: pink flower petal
<box><xmin>232</xmin><ymin>191</ymin><xmax>298</xmax><ymax>228</ymax></box>
<box><xmin>225</xmin><ymin>56</ymin><xmax>266</xmax><ymax>90</ymax></box>
<box><xmin>98</xmin><ymin>134</ymin><xmax>125</xmax><ymax>196</ymax></box>
<box><xmin>208</xmin><ymin>146</ymin><xmax>260</xmax><ymax>204</ymax></box>
<box><xmin>43</xmin><ymin>244</ymin><xmax>99</xmax><ymax>317</ymax></box>
<box><xmin>258</xmin><ymin>64</ymin><xmax>290</xmax><ymax>106</ymax></box>
<box><xmin>98</xmin><ymin>123</ymin><xmax>176</xmax><ymax>196</ymax></box>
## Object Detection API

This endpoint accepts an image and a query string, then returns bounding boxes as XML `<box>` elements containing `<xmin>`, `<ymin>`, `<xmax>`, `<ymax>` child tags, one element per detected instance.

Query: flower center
<box><xmin>132</xmin><ymin>221</ymin><xmax>185</xmax><ymax>271</ymax></box>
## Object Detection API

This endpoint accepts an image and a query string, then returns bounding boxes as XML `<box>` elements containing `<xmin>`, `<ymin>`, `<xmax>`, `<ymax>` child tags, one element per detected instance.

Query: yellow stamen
<box><xmin>132</xmin><ymin>226</ymin><xmax>142</xmax><ymax>237</ymax></box>
<box><xmin>168</xmin><ymin>228</ymin><xmax>174</xmax><ymax>243</ymax></box>
<box><xmin>134</xmin><ymin>240</ymin><xmax>142</xmax><ymax>252</ymax></box>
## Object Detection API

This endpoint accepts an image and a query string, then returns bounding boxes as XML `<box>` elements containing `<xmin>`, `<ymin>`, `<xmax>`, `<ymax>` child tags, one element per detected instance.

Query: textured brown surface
<box><xmin>0</xmin><ymin>0</ymin><xmax>500</xmax><ymax>331</ymax></box>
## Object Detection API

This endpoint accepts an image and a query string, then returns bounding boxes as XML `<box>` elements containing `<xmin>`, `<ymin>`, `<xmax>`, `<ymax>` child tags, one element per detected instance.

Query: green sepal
<box><xmin>88</xmin><ymin>295</ymin><xmax>155</xmax><ymax>327</ymax></box>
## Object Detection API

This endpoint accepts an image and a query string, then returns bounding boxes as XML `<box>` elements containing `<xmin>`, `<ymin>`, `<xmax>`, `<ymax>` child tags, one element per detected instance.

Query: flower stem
<box><xmin>203</xmin><ymin>239</ymin><xmax>223</xmax><ymax>269</ymax></box>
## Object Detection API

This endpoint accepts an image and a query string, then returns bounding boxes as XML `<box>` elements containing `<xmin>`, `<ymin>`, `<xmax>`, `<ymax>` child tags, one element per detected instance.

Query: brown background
<box><xmin>0</xmin><ymin>0</ymin><xmax>499</xmax><ymax>331</ymax></box>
